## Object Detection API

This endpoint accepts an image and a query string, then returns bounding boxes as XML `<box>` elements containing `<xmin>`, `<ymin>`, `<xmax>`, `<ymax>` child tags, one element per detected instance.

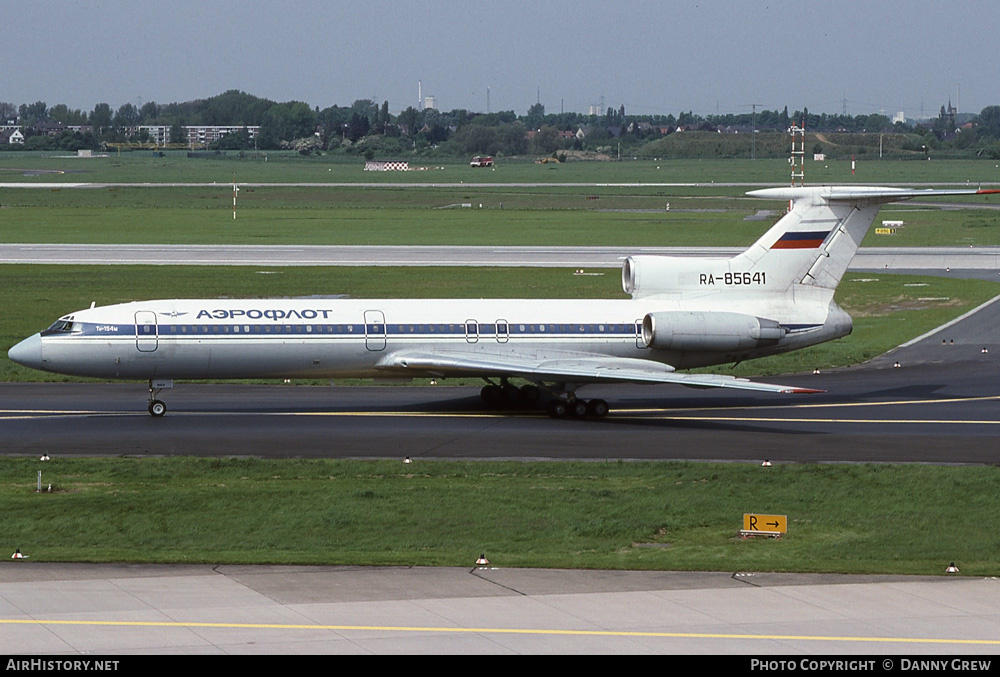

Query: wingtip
<box><xmin>786</xmin><ymin>387</ymin><xmax>825</xmax><ymax>394</ymax></box>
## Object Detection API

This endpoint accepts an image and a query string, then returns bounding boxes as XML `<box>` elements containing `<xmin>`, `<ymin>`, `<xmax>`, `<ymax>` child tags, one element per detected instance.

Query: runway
<box><xmin>3</xmin><ymin>242</ymin><xmax>1000</xmax><ymax>270</ymax></box>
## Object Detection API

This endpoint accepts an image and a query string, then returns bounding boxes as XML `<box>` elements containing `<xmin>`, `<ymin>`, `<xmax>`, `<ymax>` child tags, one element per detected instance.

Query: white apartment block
<box><xmin>128</xmin><ymin>125</ymin><xmax>261</xmax><ymax>146</ymax></box>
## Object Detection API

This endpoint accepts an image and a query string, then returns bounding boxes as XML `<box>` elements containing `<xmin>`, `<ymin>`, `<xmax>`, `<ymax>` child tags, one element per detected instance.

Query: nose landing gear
<box><xmin>147</xmin><ymin>379</ymin><xmax>173</xmax><ymax>417</ymax></box>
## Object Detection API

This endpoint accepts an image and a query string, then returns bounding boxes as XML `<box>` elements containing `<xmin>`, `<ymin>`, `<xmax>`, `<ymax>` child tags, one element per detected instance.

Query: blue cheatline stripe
<box><xmin>74</xmin><ymin>322</ymin><xmax>645</xmax><ymax>339</ymax></box>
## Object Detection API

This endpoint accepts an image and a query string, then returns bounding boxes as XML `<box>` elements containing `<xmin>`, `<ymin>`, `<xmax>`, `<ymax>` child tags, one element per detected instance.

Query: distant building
<box><xmin>0</xmin><ymin>129</ymin><xmax>24</xmax><ymax>144</ymax></box>
<box><xmin>183</xmin><ymin>125</ymin><xmax>260</xmax><ymax>147</ymax></box>
<box><xmin>33</xmin><ymin>120</ymin><xmax>66</xmax><ymax>137</ymax></box>
<box><xmin>122</xmin><ymin>125</ymin><xmax>261</xmax><ymax>146</ymax></box>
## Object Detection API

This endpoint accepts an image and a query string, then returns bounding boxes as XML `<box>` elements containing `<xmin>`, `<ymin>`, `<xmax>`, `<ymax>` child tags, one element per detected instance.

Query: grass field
<box><xmin>4</xmin><ymin>457</ymin><xmax>1000</xmax><ymax>575</ymax></box>
<box><xmin>2</xmin><ymin>155</ymin><xmax>999</xmax><ymax>246</ymax></box>
<box><xmin>3</xmin><ymin>152</ymin><xmax>1000</xmax><ymax>184</ymax></box>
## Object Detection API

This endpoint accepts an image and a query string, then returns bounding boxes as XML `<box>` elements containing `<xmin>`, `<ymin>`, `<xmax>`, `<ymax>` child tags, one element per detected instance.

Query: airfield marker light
<box><xmin>404</xmin><ymin>457</ymin><xmax>411</xmax><ymax>464</ymax></box>
<box><xmin>476</xmin><ymin>554</ymin><xmax>489</xmax><ymax>566</ymax></box>
<box><xmin>11</xmin><ymin>549</ymin><xmax>26</xmax><ymax>559</ymax></box>
<box><xmin>983</xmin><ymin>348</ymin><xmax>989</xmax><ymax>354</ymax></box>
<box><xmin>894</xmin><ymin>361</ymin><xmax>901</xmax><ymax>368</ymax></box>
<box><xmin>946</xmin><ymin>562</ymin><xmax>960</xmax><ymax>573</ymax></box>
<box><xmin>761</xmin><ymin>459</ymin><xmax>772</xmax><ymax>467</ymax></box>
<box><xmin>813</xmin><ymin>368</ymin><xmax>820</xmax><ymax>374</ymax></box>
<box><xmin>40</xmin><ymin>453</ymin><xmax>50</xmax><ymax>461</ymax></box>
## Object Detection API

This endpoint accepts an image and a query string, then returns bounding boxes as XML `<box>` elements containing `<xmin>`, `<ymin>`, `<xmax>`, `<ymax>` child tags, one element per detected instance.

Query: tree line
<box><xmin>4</xmin><ymin>90</ymin><xmax>1000</xmax><ymax>159</ymax></box>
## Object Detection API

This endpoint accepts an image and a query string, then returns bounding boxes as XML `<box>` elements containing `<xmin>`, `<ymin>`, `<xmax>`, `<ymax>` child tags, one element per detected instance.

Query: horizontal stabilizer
<box><xmin>749</xmin><ymin>186</ymin><xmax>1000</xmax><ymax>205</ymax></box>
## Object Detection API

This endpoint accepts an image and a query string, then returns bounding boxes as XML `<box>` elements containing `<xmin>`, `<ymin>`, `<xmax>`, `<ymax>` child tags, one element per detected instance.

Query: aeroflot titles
<box><xmin>196</xmin><ymin>308</ymin><xmax>336</xmax><ymax>320</ymax></box>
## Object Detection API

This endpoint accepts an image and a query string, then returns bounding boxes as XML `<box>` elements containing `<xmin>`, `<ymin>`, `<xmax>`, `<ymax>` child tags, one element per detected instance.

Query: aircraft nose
<box><xmin>8</xmin><ymin>334</ymin><xmax>43</xmax><ymax>370</ymax></box>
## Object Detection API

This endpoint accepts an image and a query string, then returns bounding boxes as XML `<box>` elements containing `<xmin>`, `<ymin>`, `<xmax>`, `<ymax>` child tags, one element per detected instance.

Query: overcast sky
<box><xmin>6</xmin><ymin>0</ymin><xmax>996</xmax><ymax>119</ymax></box>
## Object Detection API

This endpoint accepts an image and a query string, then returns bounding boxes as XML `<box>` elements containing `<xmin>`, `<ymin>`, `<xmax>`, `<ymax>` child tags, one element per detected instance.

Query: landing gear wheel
<box><xmin>569</xmin><ymin>399</ymin><xmax>589</xmax><ymax>418</ymax></box>
<box><xmin>546</xmin><ymin>400</ymin><xmax>568</xmax><ymax>418</ymax></box>
<box><xmin>480</xmin><ymin>384</ymin><xmax>502</xmax><ymax>406</ymax></box>
<box><xmin>587</xmin><ymin>399</ymin><xmax>609</xmax><ymax>418</ymax></box>
<box><xmin>500</xmin><ymin>383</ymin><xmax>521</xmax><ymax>404</ymax></box>
<box><xmin>519</xmin><ymin>384</ymin><xmax>541</xmax><ymax>404</ymax></box>
<box><xmin>148</xmin><ymin>400</ymin><xmax>166</xmax><ymax>417</ymax></box>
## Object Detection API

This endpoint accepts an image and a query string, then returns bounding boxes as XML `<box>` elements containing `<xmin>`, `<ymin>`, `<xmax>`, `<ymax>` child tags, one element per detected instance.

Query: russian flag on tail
<box><xmin>770</xmin><ymin>230</ymin><xmax>831</xmax><ymax>249</ymax></box>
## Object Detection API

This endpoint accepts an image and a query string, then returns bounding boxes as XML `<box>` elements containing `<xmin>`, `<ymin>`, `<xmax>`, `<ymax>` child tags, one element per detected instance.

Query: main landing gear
<box><xmin>479</xmin><ymin>379</ymin><xmax>609</xmax><ymax>419</ymax></box>
<box><xmin>479</xmin><ymin>381</ymin><xmax>540</xmax><ymax>407</ymax></box>
<box><xmin>544</xmin><ymin>397</ymin><xmax>609</xmax><ymax>419</ymax></box>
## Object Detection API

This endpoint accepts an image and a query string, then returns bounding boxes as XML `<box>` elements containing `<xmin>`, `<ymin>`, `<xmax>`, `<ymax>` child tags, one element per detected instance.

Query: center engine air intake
<box><xmin>642</xmin><ymin>311</ymin><xmax>786</xmax><ymax>352</ymax></box>
<box><xmin>622</xmin><ymin>255</ymin><xmax>675</xmax><ymax>295</ymax></box>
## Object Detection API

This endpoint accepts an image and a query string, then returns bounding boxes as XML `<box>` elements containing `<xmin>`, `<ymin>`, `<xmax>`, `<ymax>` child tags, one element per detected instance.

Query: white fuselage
<box><xmin>21</xmin><ymin>294</ymin><xmax>845</xmax><ymax>382</ymax></box>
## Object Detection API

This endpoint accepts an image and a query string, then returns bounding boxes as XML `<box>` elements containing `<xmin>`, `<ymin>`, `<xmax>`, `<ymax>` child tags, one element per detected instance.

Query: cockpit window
<box><xmin>41</xmin><ymin>320</ymin><xmax>79</xmax><ymax>336</ymax></box>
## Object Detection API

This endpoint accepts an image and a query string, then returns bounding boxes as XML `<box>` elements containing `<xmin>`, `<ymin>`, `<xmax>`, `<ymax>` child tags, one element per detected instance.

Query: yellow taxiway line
<box><xmin>2</xmin><ymin>617</ymin><xmax>999</xmax><ymax>647</ymax></box>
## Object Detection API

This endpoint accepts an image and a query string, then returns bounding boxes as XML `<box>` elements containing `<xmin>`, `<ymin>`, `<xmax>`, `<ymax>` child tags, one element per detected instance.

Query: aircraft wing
<box><xmin>375</xmin><ymin>350</ymin><xmax>822</xmax><ymax>394</ymax></box>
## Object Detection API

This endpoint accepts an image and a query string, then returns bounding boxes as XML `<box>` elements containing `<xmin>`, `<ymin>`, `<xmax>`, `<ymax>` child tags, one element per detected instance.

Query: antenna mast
<box><xmin>743</xmin><ymin>103</ymin><xmax>762</xmax><ymax>160</ymax></box>
<box><xmin>789</xmin><ymin>120</ymin><xmax>805</xmax><ymax>187</ymax></box>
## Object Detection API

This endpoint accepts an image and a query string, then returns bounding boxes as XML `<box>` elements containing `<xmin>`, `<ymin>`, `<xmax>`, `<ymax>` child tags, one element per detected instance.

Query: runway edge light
<box><xmin>476</xmin><ymin>554</ymin><xmax>489</xmax><ymax>566</ymax></box>
<box><xmin>11</xmin><ymin>549</ymin><xmax>27</xmax><ymax>559</ymax></box>
<box><xmin>946</xmin><ymin>562</ymin><xmax>960</xmax><ymax>573</ymax></box>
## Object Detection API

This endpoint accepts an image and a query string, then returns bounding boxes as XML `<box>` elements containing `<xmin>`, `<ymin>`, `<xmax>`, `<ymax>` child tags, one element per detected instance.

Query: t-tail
<box><xmin>622</xmin><ymin>185</ymin><xmax>1000</xmax><ymax>357</ymax></box>
<box><xmin>739</xmin><ymin>186</ymin><xmax>1000</xmax><ymax>293</ymax></box>
<box><xmin>625</xmin><ymin>186</ymin><xmax>999</xmax><ymax>302</ymax></box>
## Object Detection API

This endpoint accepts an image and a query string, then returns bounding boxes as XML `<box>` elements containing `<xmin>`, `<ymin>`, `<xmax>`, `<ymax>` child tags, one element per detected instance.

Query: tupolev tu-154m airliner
<box><xmin>9</xmin><ymin>186</ymin><xmax>998</xmax><ymax>418</ymax></box>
